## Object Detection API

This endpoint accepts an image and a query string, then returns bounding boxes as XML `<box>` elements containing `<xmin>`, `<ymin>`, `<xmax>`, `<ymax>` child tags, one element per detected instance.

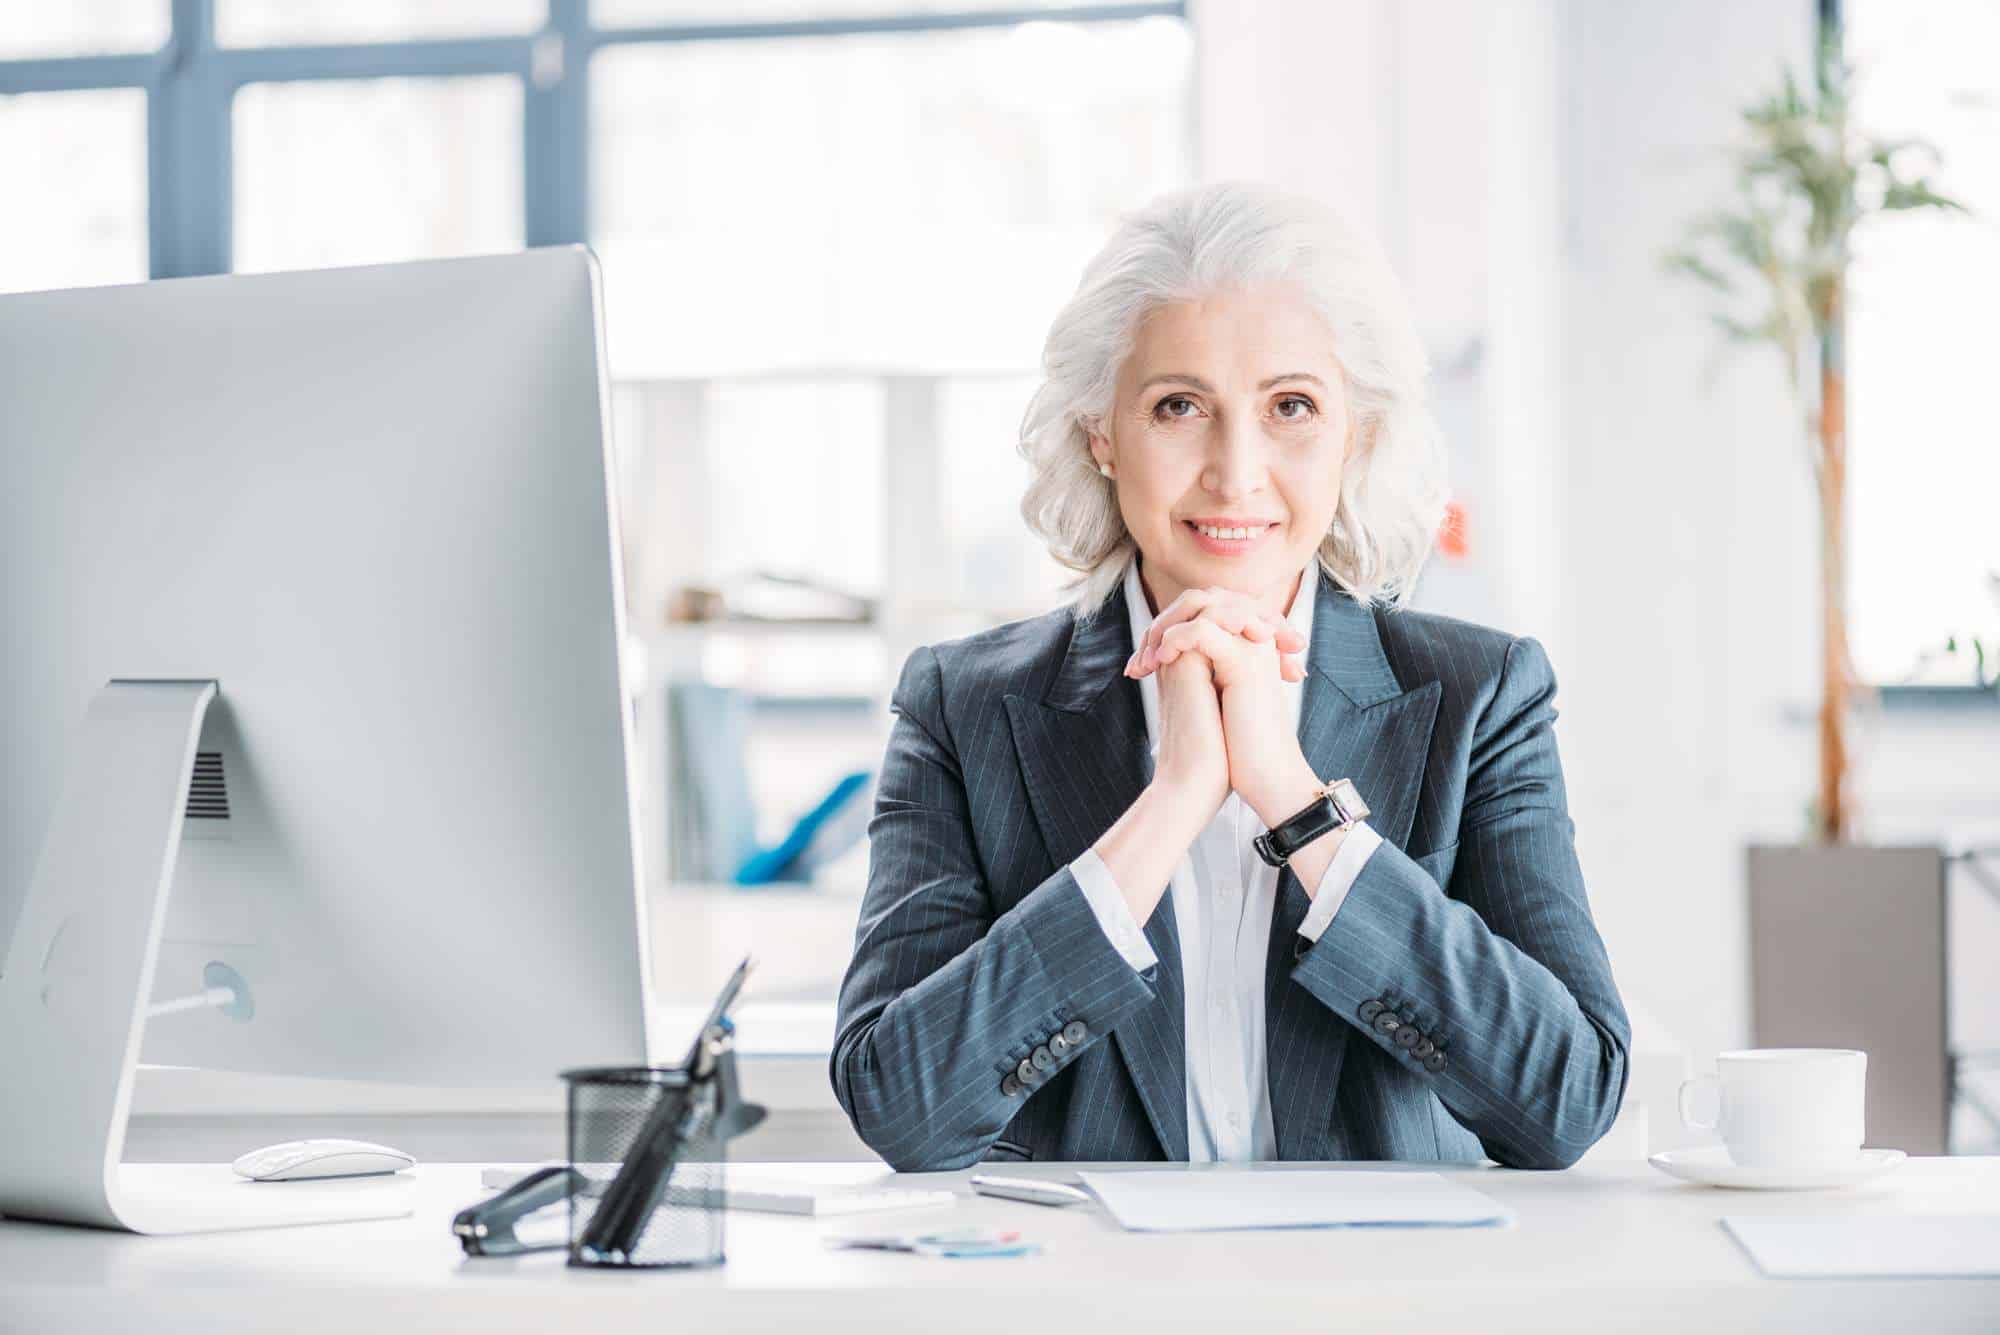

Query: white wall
<box><xmin>1193</xmin><ymin>0</ymin><xmax>2000</xmax><ymax>1107</ymax></box>
<box><xmin>1551</xmin><ymin>0</ymin><xmax>1815</xmax><ymax>1087</ymax></box>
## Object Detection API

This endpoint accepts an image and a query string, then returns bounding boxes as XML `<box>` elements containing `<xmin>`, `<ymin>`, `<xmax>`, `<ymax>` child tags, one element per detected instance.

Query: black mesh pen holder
<box><xmin>452</xmin><ymin>962</ymin><xmax>765</xmax><ymax>1267</ymax></box>
<box><xmin>562</xmin><ymin>1065</ymin><xmax>728</xmax><ymax>1270</ymax></box>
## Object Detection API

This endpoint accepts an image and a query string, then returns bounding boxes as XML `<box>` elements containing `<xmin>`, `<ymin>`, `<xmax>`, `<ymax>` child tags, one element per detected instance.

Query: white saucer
<box><xmin>1648</xmin><ymin>1146</ymin><xmax>1906</xmax><ymax>1191</ymax></box>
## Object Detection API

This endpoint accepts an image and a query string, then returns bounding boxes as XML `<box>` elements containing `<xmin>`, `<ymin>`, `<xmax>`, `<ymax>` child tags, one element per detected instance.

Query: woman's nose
<box><xmin>1200</xmin><ymin>415</ymin><xmax>1267</xmax><ymax>498</ymax></box>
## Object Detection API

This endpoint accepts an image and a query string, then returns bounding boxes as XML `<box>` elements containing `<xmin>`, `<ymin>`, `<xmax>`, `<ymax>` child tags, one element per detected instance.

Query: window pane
<box><xmin>0</xmin><ymin>89</ymin><xmax>148</xmax><ymax>295</ymax></box>
<box><xmin>595</xmin><ymin>0</ymin><xmax>1112</xmax><ymax>25</ymax></box>
<box><xmin>1846</xmin><ymin>1</ymin><xmax>2000</xmax><ymax>682</ymax></box>
<box><xmin>590</xmin><ymin>16</ymin><xmax>1193</xmax><ymax>377</ymax></box>
<box><xmin>217</xmin><ymin>1</ymin><xmax>545</xmax><ymax>48</ymax></box>
<box><xmin>233</xmin><ymin>77</ymin><xmax>524</xmax><ymax>275</ymax></box>
<box><xmin>0</xmin><ymin>1</ymin><xmax>168</xmax><ymax>58</ymax></box>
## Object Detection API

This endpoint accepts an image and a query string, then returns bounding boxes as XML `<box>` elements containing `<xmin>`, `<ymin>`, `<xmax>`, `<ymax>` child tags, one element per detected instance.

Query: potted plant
<box><xmin>1665</xmin><ymin>23</ymin><xmax>1972</xmax><ymax>1155</ymax></box>
<box><xmin>1665</xmin><ymin>27</ymin><xmax>1966</xmax><ymax>839</ymax></box>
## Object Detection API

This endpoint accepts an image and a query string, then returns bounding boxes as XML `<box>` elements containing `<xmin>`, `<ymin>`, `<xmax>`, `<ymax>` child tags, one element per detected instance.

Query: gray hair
<box><xmin>1018</xmin><ymin>180</ymin><xmax>1449</xmax><ymax>618</ymax></box>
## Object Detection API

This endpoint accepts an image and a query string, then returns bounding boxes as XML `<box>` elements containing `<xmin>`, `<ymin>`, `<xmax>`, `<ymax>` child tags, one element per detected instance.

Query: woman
<box><xmin>831</xmin><ymin>181</ymin><xmax>1628</xmax><ymax>1171</ymax></box>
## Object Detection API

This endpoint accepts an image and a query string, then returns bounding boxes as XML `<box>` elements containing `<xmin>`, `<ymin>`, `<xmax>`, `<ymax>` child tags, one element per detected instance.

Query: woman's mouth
<box><xmin>1183</xmin><ymin>518</ymin><xmax>1278</xmax><ymax>556</ymax></box>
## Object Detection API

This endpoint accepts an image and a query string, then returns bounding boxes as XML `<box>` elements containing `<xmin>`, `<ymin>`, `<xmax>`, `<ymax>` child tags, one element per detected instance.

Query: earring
<box><xmin>1097</xmin><ymin>463</ymin><xmax>1115</xmax><ymax>479</ymax></box>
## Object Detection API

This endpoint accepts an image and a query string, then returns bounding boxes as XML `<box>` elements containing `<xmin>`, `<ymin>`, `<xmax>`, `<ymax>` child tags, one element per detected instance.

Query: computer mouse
<box><xmin>231</xmin><ymin>1138</ymin><xmax>417</xmax><ymax>1182</ymax></box>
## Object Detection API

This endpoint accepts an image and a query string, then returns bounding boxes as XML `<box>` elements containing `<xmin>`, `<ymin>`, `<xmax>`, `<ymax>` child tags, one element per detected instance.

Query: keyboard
<box><xmin>478</xmin><ymin>1165</ymin><xmax>956</xmax><ymax>1218</ymax></box>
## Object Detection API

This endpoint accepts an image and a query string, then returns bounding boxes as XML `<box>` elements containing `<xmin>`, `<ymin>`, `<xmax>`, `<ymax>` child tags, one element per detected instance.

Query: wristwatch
<box><xmin>1252</xmin><ymin>778</ymin><xmax>1370</xmax><ymax>868</ymax></box>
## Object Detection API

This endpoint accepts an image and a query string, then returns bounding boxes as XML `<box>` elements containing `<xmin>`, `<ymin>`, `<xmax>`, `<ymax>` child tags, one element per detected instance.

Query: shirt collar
<box><xmin>1122</xmin><ymin>554</ymin><xmax>1319</xmax><ymax>757</ymax></box>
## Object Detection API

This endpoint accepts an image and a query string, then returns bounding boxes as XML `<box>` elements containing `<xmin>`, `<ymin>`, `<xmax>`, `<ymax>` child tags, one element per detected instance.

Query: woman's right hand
<box><xmin>1151</xmin><ymin>646</ymin><xmax>1229</xmax><ymax>822</ymax></box>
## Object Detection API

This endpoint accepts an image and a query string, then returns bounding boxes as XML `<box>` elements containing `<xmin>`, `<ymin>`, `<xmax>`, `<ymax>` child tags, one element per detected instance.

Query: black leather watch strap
<box><xmin>1252</xmin><ymin>779</ymin><xmax>1369</xmax><ymax>868</ymax></box>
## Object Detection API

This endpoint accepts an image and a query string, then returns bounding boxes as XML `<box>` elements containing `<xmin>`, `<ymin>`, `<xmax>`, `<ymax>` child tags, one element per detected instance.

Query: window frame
<box><xmin>0</xmin><ymin>0</ymin><xmax>1186</xmax><ymax>281</ymax></box>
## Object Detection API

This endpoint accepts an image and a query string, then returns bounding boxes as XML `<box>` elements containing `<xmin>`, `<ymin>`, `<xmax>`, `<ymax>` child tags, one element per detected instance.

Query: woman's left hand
<box><xmin>1125</xmin><ymin>588</ymin><xmax>1319</xmax><ymax>828</ymax></box>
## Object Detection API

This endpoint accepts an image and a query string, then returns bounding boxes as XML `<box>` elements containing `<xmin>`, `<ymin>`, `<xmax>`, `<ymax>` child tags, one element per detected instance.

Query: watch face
<box><xmin>1329</xmin><ymin>778</ymin><xmax>1369</xmax><ymax>823</ymax></box>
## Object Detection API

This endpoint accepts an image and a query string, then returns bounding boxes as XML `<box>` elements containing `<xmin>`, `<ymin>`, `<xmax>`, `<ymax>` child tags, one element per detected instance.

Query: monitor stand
<box><xmin>0</xmin><ymin>681</ymin><xmax>414</xmax><ymax>1234</ymax></box>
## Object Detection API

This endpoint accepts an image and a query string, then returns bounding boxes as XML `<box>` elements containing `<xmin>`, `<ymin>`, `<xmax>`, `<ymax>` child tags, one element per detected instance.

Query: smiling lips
<box><xmin>1184</xmin><ymin>518</ymin><xmax>1279</xmax><ymax>555</ymax></box>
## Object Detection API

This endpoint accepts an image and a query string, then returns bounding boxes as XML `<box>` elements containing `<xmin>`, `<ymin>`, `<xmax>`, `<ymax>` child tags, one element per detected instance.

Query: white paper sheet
<box><xmin>1077</xmin><ymin>1169</ymin><xmax>1513</xmax><ymax>1233</ymax></box>
<box><xmin>1722</xmin><ymin>1213</ymin><xmax>2000</xmax><ymax>1278</ymax></box>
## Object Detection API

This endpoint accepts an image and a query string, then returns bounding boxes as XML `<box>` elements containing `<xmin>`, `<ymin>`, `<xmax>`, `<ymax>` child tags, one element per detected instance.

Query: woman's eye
<box><xmin>1153</xmin><ymin>395</ymin><xmax>1197</xmax><ymax>421</ymax></box>
<box><xmin>1274</xmin><ymin>395</ymin><xmax>1316</xmax><ymax>420</ymax></box>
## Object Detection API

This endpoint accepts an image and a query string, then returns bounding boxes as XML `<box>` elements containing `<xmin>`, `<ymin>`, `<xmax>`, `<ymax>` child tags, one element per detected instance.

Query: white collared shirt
<box><xmin>1068</xmin><ymin>556</ymin><xmax>1383</xmax><ymax>1162</ymax></box>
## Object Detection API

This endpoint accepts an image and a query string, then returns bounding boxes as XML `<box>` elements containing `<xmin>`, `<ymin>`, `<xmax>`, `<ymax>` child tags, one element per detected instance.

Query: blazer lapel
<box><xmin>1265</xmin><ymin>571</ymin><xmax>1442</xmax><ymax>1160</ymax></box>
<box><xmin>1004</xmin><ymin>589</ymin><xmax>1189</xmax><ymax>1162</ymax></box>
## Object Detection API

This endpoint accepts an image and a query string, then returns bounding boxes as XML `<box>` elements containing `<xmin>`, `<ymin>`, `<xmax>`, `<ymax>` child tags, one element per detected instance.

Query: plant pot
<box><xmin>1746</xmin><ymin>843</ymin><xmax>1950</xmax><ymax>1154</ymax></box>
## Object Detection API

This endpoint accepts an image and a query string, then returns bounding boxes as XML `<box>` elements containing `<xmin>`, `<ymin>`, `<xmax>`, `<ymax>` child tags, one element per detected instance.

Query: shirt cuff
<box><xmin>1067</xmin><ymin>848</ymin><xmax>1159</xmax><ymax>972</ymax></box>
<box><xmin>1297</xmin><ymin>820</ymin><xmax>1384</xmax><ymax>943</ymax></box>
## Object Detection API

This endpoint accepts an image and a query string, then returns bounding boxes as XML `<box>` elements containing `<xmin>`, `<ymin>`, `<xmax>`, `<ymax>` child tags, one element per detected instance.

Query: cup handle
<box><xmin>1678</xmin><ymin>1074</ymin><xmax>1721</xmax><ymax>1132</ymax></box>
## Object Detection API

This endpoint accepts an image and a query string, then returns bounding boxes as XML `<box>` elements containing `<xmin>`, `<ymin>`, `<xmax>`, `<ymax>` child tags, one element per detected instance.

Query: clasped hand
<box><xmin>1123</xmin><ymin>586</ymin><xmax>1316</xmax><ymax>829</ymax></box>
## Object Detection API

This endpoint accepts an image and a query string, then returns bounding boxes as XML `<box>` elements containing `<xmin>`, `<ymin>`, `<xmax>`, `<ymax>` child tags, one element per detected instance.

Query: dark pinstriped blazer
<box><xmin>831</xmin><ymin>566</ymin><xmax>1629</xmax><ymax>1171</ymax></box>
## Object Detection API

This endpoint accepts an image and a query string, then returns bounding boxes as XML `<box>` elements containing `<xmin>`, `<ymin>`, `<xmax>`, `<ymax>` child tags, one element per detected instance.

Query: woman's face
<box><xmin>1088</xmin><ymin>283</ymin><xmax>1353</xmax><ymax>619</ymax></box>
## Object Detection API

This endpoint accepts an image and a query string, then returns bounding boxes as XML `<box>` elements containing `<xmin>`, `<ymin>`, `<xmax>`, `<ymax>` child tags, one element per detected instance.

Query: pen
<box><xmin>969</xmin><ymin>1175</ymin><xmax>1094</xmax><ymax>1208</ymax></box>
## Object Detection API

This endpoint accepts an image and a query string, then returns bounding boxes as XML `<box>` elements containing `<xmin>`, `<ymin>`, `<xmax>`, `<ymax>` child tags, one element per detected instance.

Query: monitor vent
<box><xmin>187</xmin><ymin>751</ymin><xmax>230</xmax><ymax>821</ymax></box>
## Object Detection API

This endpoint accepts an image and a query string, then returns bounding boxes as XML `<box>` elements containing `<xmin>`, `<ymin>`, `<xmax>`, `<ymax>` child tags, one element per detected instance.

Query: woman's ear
<box><xmin>1086</xmin><ymin>427</ymin><xmax>1114</xmax><ymax>476</ymax></box>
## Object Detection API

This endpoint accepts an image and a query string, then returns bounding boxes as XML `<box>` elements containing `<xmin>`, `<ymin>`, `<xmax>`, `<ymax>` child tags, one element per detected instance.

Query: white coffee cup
<box><xmin>1678</xmin><ymin>1048</ymin><xmax>1866</xmax><ymax>1170</ymax></box>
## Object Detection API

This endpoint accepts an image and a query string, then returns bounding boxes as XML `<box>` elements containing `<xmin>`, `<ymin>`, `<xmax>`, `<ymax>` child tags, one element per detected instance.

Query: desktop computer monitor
<box><xmin>0</xmin><ymin>248</ymin><xmax>657</xmax><ymax>1232</ymax></box>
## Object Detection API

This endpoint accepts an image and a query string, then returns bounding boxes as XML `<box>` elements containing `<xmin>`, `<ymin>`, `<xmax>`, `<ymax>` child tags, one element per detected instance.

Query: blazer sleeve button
<box><xmin>1372</xmin><ymin>1012</ymin><xmax>1401</xmax><ymax>1036</ymax></box>
<box><xmin>1030</xmin><ymin>1045</ymin><xmax>1056</xmax><ymax>1072</ymax></box>
<box><xmin>1061</xmin><ymin>1020</ymin><xmax>1088</xmax><ymax>1046</ymax></box>
<box><xmin>1358</xmin><ymin>1000</ymin><xmax>1384</xmax><ymax>1024</ymax></box>
<box><xmin>1017</xmin><ymin>1057</ymin><xmax>1039</xmax><ymax>1085</ymax></box>
<box><xmin>1395</xmin><ymin>1025</ymin><xmax>1421</xmax><ymax>1049</ymax></box>
<box><xmin>1001</xmin><ymin>1073</ymin><xmax>1023</xmax><ymax>1097</ymax></box>
<box><xmin>1423</xmin><ymin>1050</ymin><xmax>1447</xmax><ymax>1073</ymax></box>
<box><xmin>1048</xmin><ymin>1033</ymin><xmax>1071</xmax><ymax>1059</ymax></box>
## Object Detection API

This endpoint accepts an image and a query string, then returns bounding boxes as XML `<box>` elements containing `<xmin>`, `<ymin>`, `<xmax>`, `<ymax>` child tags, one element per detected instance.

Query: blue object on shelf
<box><xmin>733</xmin><ymin>769</ymin><xmax>873</xmax><ymax>886</ymax></box>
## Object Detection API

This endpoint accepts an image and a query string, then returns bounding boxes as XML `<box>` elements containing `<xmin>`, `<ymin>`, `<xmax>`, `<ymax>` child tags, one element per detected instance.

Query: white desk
<box><xmin>3</xmin><ymin>1159</ymin><xmax>1997</xmax><ymax>1333</ymax></box>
